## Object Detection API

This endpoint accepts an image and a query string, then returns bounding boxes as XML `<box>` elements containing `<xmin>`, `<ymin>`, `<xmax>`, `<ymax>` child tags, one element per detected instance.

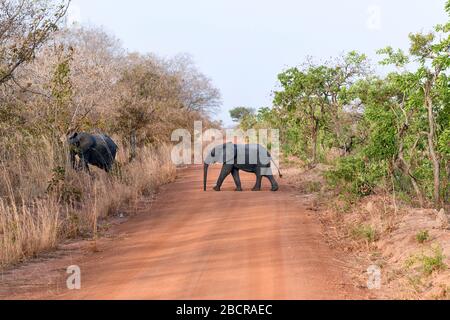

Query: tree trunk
<box><xmin>129</xmin><ymin>130</ymin><xmax>137</xmax><ymax>162</ymax></box>
<box><xmin>445</xmin><ymin>161</ymin><xmax>450</xmax><ymax>204</ymax></box>
<box><xmin>425</xmin><ymin>86</ymin><xmax>441</xmax><ymax>207</ymax></box>
<box><xmin>311</xmin><ymin>125</ymin><xmax>318</xmax><ymax>165</ymax></box>
<box><xmin>395</xmin><ymin>108</ymin><xmax>424</xmax><ymax>207</ymax></box>
<box><xmin>397</xmin><ymin>146</ymin><xmax>424</xmax><ymax>207</ymax></box>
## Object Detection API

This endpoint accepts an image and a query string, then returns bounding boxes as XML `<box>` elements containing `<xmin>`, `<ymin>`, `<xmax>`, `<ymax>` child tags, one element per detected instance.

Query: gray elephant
<box><xmin>68</xmin><ymin>132</ymin><xmax>118</xmax><ymax>173</ymax></box>
<box><xmin>204</xmin><ymin>142</ymin><xmax>282</xmax><ymax>192</ymax></box>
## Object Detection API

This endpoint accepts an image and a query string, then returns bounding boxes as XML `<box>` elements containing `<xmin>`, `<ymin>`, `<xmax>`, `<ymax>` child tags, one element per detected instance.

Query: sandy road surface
<box><xmin>4</xmin><ymin>166</ymin><xmax>367</xmax><ymax>300</ymax></box>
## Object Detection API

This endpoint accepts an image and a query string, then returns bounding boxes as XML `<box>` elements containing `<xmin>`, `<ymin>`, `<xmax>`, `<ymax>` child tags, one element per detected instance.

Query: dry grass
<box><xmin>0</xmin><ymin>136</ymin><xmax>176</xmax><ymax>269</ymax></box>
<box><xmin>0</xmin><ymin>197</ymin><xmax>61</xmax><ymax>267</ymax></box>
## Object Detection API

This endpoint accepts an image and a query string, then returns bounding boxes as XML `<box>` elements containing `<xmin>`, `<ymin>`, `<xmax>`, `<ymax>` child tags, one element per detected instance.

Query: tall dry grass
<box><xmin>0</xmin><ymin>136</ymin><xmax>176</xmax><ymax>268</ymax></box>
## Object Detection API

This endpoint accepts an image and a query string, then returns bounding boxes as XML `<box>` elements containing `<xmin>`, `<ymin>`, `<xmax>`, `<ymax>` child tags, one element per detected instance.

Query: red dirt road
<box><xmin>6</xmin><ymin>166</ymin><xmax>367</xmax><ymax>300</ymax></box>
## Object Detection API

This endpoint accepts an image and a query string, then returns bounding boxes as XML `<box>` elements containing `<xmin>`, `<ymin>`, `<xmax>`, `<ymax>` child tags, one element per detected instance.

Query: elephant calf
<box><xmin>68</xmin><ymin>132</ymin><xmax>118</xmax><ymax>173</ymax></box>
<box><xmin>204</xmin><ymin>142</ymin><xmax>282</xmax><ymax>192</ymax></box>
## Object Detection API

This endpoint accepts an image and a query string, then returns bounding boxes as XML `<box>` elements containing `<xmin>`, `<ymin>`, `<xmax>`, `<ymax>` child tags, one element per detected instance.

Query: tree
<box><xmin>325</xmin><ymin>51</ymin><xmax>370</xmax><ymax>153</ymax></box>
<box><xmin>376</xmin><ymin>5</ymin><xmax>449</xmax><ymax>207</ymax></box>
<box><xmin>114</xmin><ymin>55</ymin><xmax>192</xmax><ymax>160</ymax></box>
<box><xmin>56</xmin><ymin>26</ymin><xmax>125</xmax><ymax>131</ymax></box>
<box><xmin>348</xmin><ymin>72</ymin><xmax>427</xmax><ymax>206</ymax></box>
<box><xmin>229</xmin><ymin>106</ymin><xmax>255</xmax><ymax>123</ymax></box>
<box><xmin>273</xmin><ymin>52</ymin><xmax>369</xmax><ymax>164</ymax></box>
<box><xmin>274</xmin><ymin>65</ymin><xmax>332</xmax><ymax>164</ymax></box>
<box><xmin>1</xmin><ymin>26</ymin><xmax>125</xmax><ymax>137</ymax></box>
<box><xmin>0</xmin><ymin>0</ymin><xmax>70</xmax><ymax>85</ymax></box>
<box><xmin>115</xmin><ymin>61</ymin><xmax>163</xmax><ymax>161</ymax></box>
<box><xmin>167</xmin><ymin>54</ymin><xmax>221</xmax><ymax>115</ymax></box>
<box><xmin>348</xmin><ymin>1</ymin><xmax>449</xmax><ymax>207</ymax></box>
<box><xmin>49</xmin><ymin>44</ymin><xmax>74</xmax><ymax>135</ymax></box>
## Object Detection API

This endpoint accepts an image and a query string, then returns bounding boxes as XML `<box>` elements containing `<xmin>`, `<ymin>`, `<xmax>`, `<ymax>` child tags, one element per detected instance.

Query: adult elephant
<box><xmin>204</xmin><ymin>142</ymin><xmax>282</xmax><ymax>192</ymax></box>
<box><xmin>68</xmin><ymin>132</ymin><xmax>118</xmax><ymax>173</ymax></box>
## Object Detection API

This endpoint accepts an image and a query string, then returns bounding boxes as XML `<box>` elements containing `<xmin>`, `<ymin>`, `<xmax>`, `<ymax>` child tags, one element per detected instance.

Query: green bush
<box><xmin>351</xmin><ymin>224</ymin><xmax>378</xmax><ymax>243</ymax></box>
<box><xmin>325</xmin><ymin>156</ymin><xmax>387</xmax><ymax>197</ymax></box>
<box><xmin>406</xmin><ymin>245</ymin><xmax>447</xmax><ymax>276</ymax></box>
<box><xmin>421</xmin><ymin>247</ymin><xmax>446</xmax><ymax>275</ymax></box>
<box><xmin>416</xmin><ymin>230</ymin><xmax>430</xmax><ymax>244</ymax></box>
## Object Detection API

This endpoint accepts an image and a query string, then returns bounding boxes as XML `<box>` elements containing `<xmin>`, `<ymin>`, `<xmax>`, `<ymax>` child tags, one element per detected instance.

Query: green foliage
<box><xmin>406</xmin><ymin>246</ymin><xmax>447</xmax><ymax>276</ymax></box>
<box><xmin>272</xmin><ymin>52</ymin><xmax>370</xmax><ymax>164</ymax></box>
<box><xmin>416</xmin><ymin>230</ymin><xmax>430</xmax><ymax>244</ymax></box>
<box><xmin>438</xmin><ymin>128</ymin><xmax>450</xmax><ymax>157</ymax></box>
<box><xmin>325</xmin><ymin>156</ymin><xmax>387</xmax><ymax>197</ymax></box>
<box><xmin>48</xmin><ymin>46</ymin><xmax>74</xmax><ymax>135</ymax></box>
<box><xmin>229</xmin><ymin>107</ymin><xmax>255</xmax><ymax>123</ymax></box>
<box><xmin>52</xmin><ymin>53</ymin><xmax>73</xmax><ymax>108</ymax></box>
<box><xmin>362</xmin><ymin>104</ymin><xmax>398</xmax><ymax>161</ymax></box>
<box><xmin>409</xmin><ymin>33</ymin><xmax>435</xmax><ymax>59</ymax></box>
<box><xmin>377</xmin><ymin>47</ymin><xmax>410</xmax><ymax>67</ymax></box>
<box><xmin>236</xmin><ymin>36</ymin><xmax>448</xmax><ymax>205</ymax></box>
<box><xmin>351</xmin><ymin>224</ymin><xmax>378</xmax><ymax>243</ymax></box>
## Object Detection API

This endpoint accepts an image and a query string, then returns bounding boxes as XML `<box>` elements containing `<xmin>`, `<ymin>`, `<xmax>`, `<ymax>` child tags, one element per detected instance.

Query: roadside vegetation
<box><xmin>0</xmin><ymin>0</ymin><xmax>220</xmax><ymax>268</ymax></box>
<box><xmin>231</xmin><ymin>1</ymin><xmax>450</xmax><ymax>299</ymax></box>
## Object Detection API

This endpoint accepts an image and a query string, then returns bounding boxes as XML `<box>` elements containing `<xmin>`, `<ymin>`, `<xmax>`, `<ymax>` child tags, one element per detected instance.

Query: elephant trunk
<box><xmin>203</xmin><ymin>163</ymin><xmax>209</xmax><ymax>191</ymax></box>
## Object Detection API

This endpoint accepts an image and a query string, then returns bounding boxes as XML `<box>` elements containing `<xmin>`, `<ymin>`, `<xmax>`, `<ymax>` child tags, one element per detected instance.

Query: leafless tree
<box><xmin>167</xmin><ymin>54</ymin><xmax>221</xmax><ymax>115</ymax></box>
<box><xmin>0</xmin><ymin>0</ymin><xmax>70</xmax><ymax>85</ymax></box>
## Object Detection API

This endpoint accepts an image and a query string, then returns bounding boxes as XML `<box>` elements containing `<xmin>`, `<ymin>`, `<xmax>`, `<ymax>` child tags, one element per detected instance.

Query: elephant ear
<box><xmin>210</xmin><ymin>143</ymin><xmax>235</xmax><ymax>164</ymax></box>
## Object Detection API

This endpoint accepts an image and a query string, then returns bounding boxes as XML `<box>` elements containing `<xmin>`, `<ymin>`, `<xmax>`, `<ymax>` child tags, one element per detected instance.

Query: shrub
<box><xmin>416</xmin><ymin>230</ymin><xmax>430</xmax><ymax>244</ymax></box>
<box><xmin>406</xmin><ymin>245</ymin><xmax>447</xmax><ymax>276</ymax></box>
<box><xmin>421</xmin><ymin>246</ymin><xmax>447</xmax><ymax>276</ymax></box>
<box><xmin>351</xmin><ymin>224</ymin><xmax>378</xmax><ymax>243</ymax></box>
<box><xmin>325</xmin><ymin>156</ymin><xmax>387</xmax><ymax>197</ymax></box>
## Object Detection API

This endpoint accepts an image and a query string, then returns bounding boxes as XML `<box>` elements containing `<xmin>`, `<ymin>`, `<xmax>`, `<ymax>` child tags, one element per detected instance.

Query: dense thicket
<box><xmin>0</xmin><ymin>24</ymin><xmax>221</xmax><ymax>156</ymax></box>
<box><xmin>231</xmin><ymin>2</ymin><xmax>449</xmax><ymax>208</ymax></box>
<box><xmin>0</xmin><ymin>0</ymin><xmax>221</xmax><ymax>267</ymax></box>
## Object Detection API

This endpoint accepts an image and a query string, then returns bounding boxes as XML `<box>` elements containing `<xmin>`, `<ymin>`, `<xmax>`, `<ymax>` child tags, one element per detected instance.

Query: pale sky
<box><xmin>68</xmin><ymin>0</ymin><xmax>448</xmax><ymax>126</ymax></box>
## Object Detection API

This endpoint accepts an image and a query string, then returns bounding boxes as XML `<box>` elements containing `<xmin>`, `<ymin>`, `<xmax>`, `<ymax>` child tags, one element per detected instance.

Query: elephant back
<box><xmin>90</xmin><ymin>134</ymin><xmax>117</xmax><ymax>166</ymax></box>
<box><xmin>236</xmin><ymin>144</ymin><xmax>271</xmax><ymax>166</ymax></box>
<box><xmin>96</xmin><ymin>134</ymin><xmax>118</xmax><ymax>158</ymax></box>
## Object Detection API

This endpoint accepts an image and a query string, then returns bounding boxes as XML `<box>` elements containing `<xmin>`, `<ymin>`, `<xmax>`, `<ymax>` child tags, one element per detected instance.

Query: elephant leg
<box><xmin>265</xmin><ymin>175</ymin><xmax>279</xmax><ymax>192</ymax></box>
<box><xmin>252</xmin><ymin>168</ymin><xmax>263</xmax><ymax>191</ymax></box>
<box><xmin>214</xmin><ymin>164</ymin><xmax>233</xmax><ymax>191</ymax></box>
<box><xmin>231</xmin><ymin>168</ymin><xmax>243</xmax><ymax>191</ymax></box>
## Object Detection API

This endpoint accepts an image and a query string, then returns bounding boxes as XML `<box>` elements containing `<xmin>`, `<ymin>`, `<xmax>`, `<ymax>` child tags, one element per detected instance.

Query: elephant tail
<box><xmin>271</xmin><ymin>159</ymin><xmax>283</xmax><ymax>178</ymax></box>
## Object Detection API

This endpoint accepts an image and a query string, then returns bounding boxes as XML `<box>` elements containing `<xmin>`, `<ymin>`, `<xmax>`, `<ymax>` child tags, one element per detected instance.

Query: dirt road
<box><xmin>5</xmin><ymin>166</ymin><xmax>368</xmax><ymax>300</ymax></box>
